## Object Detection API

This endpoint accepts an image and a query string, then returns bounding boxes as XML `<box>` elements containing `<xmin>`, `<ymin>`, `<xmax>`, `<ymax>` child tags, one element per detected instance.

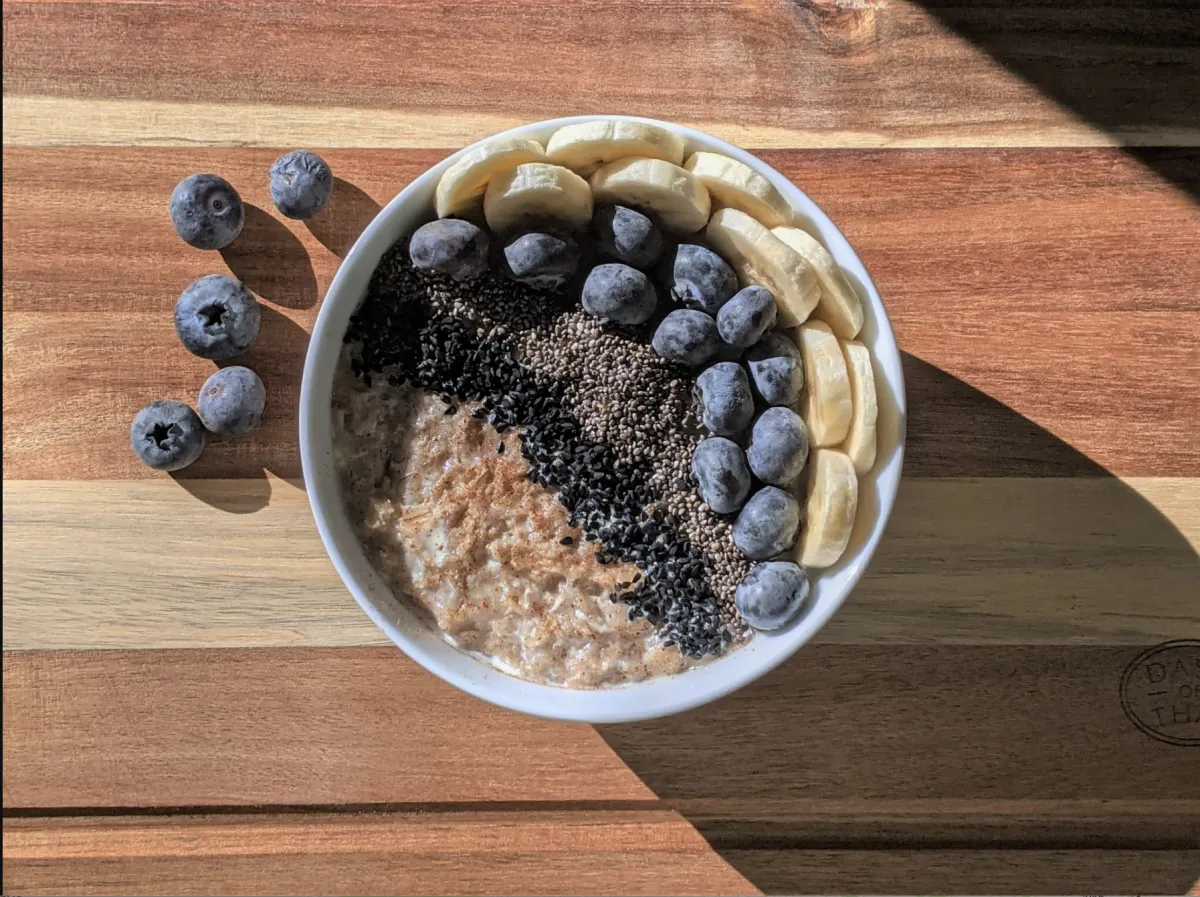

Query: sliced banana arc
<box><xmin>839</xmin><ymin>340</ymin><xmax>878</xmax><ymax>474</ymax></box>
<box><xmin>685</xmin><ymin>152</ymin><xmax>792</xmax><ymax>229</ymax></box>
<box><xmin>590</xmin><ymin>157</ymin><xmax>711</xmax><ymax>234</ymax></box>
<box><xmin>435</xmin><ymin>137</ymin><xmax>546</xmax><ymax>219</ymax></box>
<box><xmin>705</xmin><ymin>208</ymin><xmax>819</xmax><ymax>327</ymax></box>
<box><xmin>772</xmin><ymin>226</ymin><xmax>863</xmax><ymax>339</ymax></box>
<box><xmin>483</xmin><ymin>162</ymin><xmax>593</xmax><ymax>235</ymax></box>
<box><xmin>546</xmin><ymin>120</ymin><xmax>686</xmax><ymax>176</ymax></box>
<box><xmin>796</xmin><ymin>320</ymin><xmax>852</xmax><ymax>447</ymax></box>
<box><xmin>795</xmin><ymin>448</ymin><xmax>858</xmax><ymax>569</ymax></box>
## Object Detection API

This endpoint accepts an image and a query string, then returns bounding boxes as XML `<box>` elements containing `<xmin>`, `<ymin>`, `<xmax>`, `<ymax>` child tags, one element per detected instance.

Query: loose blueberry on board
<box><xmin>197</xmin><ymin>366</ymin><xmax>266</xmax><ymax>438</ymax></box>
<box><xmin>174</xmin><ymin>274</ymin><xmax>261</xmax><ymax>361</ymax></box>
<box><xmin>592</xmin><ymin>205</ymin><xmax>664</xmax><ymax>269</ymax></box>
<box><xmin>692</xmin><ymin>437</ymin><xmax>752</xmax><ymax>514</ymax></box>
<box><xmin>717</xmin><ymin>285</ymin><xmax>777</xmax><ymax>349</ymax></box>
<box><xmin>269</xmin><ymin>150</ymin><xmax>334</xmax><ymax>220</ymax></box>
<box><xmin>581</xmin><ymin>263</ymin><xmax>658</xmax><ymax>325</ymax></box>
<box><xmin>409</xmin><ymin>218</ymin><xmax>490</xmax><ymax>281</ymax></box>
<box><xmin>504</xmin><ymin>232</ymin><xmax>581</xmax><ymax>291</ymax></box>
<box><xmin>747</xmin><ymin>406</ymin><xmax>809</xmax><ymax>486</ymax></box>
<box><xmin>746</xmin><ymin>332</ymin><xmax>803</xmax><ymax>407</ymax></box>
<box><xmin>695</xmin><ymin>362</ymin><xmax>754</xmax><ymax>436</ymax></box>
<box><xmin>652</xmin><ymin>309</ymin><xmax>719</xmax><ymax>367</ymax></box>
<box><xmin>169</xmin><ymin>173</ymin><xmax>245</xmax><ymax>250</ymax></box>
<box><xmin>735</xmin><ymin>561</ymin><xmax>810</xmax><ymax>631</ymax></box>
<box><xmin>667</xmin><ymin>244</ymin><xmax>739</xmax><ymax>314</ymax></box>
<box><xmin>732</xmin><ymin>485</ymin><xmax>801</xmax><ymax>560</ymax></box>
<box><xmin>130</xmin><ymin>400</ymin><xmax>206</xmax><ymax>471</ymax></box>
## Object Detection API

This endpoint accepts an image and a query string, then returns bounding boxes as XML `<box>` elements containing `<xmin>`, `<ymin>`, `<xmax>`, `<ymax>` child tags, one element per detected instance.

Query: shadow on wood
<box><xmin>599</xmin><ymin>357</ymin><xmax>1200</xmax><ymax>894</ymax></box>
<box><xmin>898</xmin><ymin>0</ymin><xmax>1200</xmax><ymax>202</ymax></box>
<box><xmin>176</xmin><ymin>305</ymin><xmax>310</xmax><ymax>498</ymax></box>
<box><xmin>305</xmin><ymin>178</ymin><xmax>383</xmax><ymax>259</ymax></box>
<box><xmin>220</xmin><ymin>205</ymin><xmax>318</xmax><ymax>310</ymax></box>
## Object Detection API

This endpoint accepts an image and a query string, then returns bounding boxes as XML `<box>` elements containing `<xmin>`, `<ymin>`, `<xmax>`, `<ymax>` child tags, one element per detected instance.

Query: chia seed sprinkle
<box><xmin>346</xmin><ymin>242</ymin><xmax>750</xmax><ymax>656</ymax></box>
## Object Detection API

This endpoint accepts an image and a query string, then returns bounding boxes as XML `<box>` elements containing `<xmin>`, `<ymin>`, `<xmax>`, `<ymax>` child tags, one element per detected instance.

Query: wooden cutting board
<box><xmin>3</xmin><ymin>1</ymin><xmax>1199</xmax><ymax>894</ymax></box>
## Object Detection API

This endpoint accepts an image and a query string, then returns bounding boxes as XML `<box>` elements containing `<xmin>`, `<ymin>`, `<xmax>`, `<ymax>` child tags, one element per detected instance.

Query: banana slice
<box><xmin>589</xmin><ymin>157</ymin><xmax>711</xmax><ymax>234</ymax></box>
<box><xmin>795</xmin><ymin>448</ymin><xmax>858</xmax><ymax>569</ymax></box>
<box><xmin>684</xmin><ymin>152</ymin><xmax>792</xmax><ymax>229</ymax></box>
<box><xmin>483</xmin><ymin>162</ymin><xmax>593</xmax><ymax>235</ymax></box>
<box><xmin>546</xmin><ymin>120</ymin><xmax>685</xmax><ymax>176</ymax></box>
<box><xmin>705</xmin><ymin>208</ymin><xmax>819</xmax><ymax>326</ymax></box>
<box><xmin>796</xmin><ymin>320</ymin><xmax>852</xmax><ymax>447</ymax></box>
<box><xmin>839</xmin><ymin>340</ymin><xmax>877</xmax><ymax>474</ymax></box>
<box><xmin>435</xmin><ymin>137</ymin><xmax>546</xmax><ymax>219</ymax></box>
<box><xmin>772</xmin><ymin>226</ymin><xmax>863</xmax><ymax>339</ymax></box>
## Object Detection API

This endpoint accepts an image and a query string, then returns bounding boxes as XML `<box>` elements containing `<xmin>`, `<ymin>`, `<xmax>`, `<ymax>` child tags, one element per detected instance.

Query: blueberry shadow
<box><xmin>597</xmin><ymin>357</ymin><xmax>1200</xmax><ymax>894</ymax></box>
<box><xmin>304</xmin><ymin>178</ymin><xmax>383</xmax><ymax>258</ymax></box>
<box><xmin>220</xmin><ymin>204</ymin><xmax>319</xmax><ymax>309</ymax></box>
<box><xmin>170</xmin><ymin>468</ymin><xmax>272</xmax><ymax>514</ymax></box>
<box><xmin>170</xmin><ymin>305</ymin><xmax>311</xmax><ymax>505</ymax></box>
<box><xmin>791</xmin><ymin>0</ymin><xmax>1200</xmax><ymax>202</ymax></box>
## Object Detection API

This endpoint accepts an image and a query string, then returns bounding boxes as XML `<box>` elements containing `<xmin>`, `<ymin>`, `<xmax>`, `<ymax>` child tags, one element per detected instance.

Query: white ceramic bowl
<box><xmin>300</xmin><ymin>115</ymin><xmax>906</xmax><ymax>724</ymax></box>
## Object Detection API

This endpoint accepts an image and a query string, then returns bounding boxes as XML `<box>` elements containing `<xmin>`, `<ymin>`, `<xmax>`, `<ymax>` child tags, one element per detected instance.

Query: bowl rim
<box><xmin>300</xmin><ymin>114</ymin><xmax>907</xmax><ymax>723</ymax></box>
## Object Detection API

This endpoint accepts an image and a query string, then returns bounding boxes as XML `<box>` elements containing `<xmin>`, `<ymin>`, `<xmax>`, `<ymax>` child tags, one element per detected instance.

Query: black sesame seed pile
<box><xmin>345</xmin><ymin>243</ymin><xmax>742</xmax><ymax>657</ymax></box>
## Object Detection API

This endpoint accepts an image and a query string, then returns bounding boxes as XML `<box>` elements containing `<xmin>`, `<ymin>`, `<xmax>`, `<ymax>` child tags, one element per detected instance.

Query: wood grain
<box><xmin>3</xmin><ymin>147</ymin><xmax>1198</xmax><ymax>479</ymax></box>
<box><xmin>4</xmin><ymin>478</ymin><xmax>1197</xmax><ymax>650</ymax></box>
<box><xmin>6</xmin><ymin>647</ymin><xmax>1198</xmax><ymax>811</ymax></box>
<box><xmin>2</xmin><ymin>812</ymin><xmax>757</xmax><ymax>897</ymax></box>
<box><xmin>719</xmin><ymin>848</ymin><xmax>1200</xmax><ymax>895</ymax></box>
<box><xmin>4</xmin><ymin>1</ymin><xmax>1198</xmax><ymax>149</ymax></box>
<box><xmin>0</xmin><ymin>649</ymin><xmax>656</xmax><ymax>809</ymax></box>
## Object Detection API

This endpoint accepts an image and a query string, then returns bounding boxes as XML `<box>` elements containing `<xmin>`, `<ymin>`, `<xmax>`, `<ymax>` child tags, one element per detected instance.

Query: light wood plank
<box><xmin>1</xmin><ymin>812</ymin><xmax>757</xmax><ymax>897</ymax></box>
<box><xmin>4</xmin><ymin>477</ymin><xmax>1196</xmax><ymax>650</ymax></box>
<box><xmin>11</xmin><ymin>95</ymin><xmax>1196</xmax><ymax>151</ymax></box>
<box><xmin>5</xmin><ymin>646</ymin><xmax>1197</xmax><ymax>810</ymax></box>
<box><xmin>4</xmin><ymin>148</ymin><xmax>1198</xmax><ymax>479</ymax></box>
<box><xmin>4</xmin><ymin>0</ymin><xmax>1198</xmax><ymax>149</ymax></box>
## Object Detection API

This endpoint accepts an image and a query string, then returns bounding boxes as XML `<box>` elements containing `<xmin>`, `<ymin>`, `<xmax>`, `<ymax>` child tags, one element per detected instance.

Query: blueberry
<box><xmin>504</xmin><ymin>232</ymin><xmax>580</xmax><ymax>291</ymax></box>
<box><xmin>747</xmin><ymin>406</ymin><xmax>809</xmax><ymax>486</ymax></box>
<box><xmin>169</xmin><ymin>174</ymin><xmax>245</xmax><ymax>250</ymax></box>
<box><xmin>735</xmin><ymin>562</ymin><xmax>810</xmax><ymax>631</ymax></box>
<box><xmin>130</xmin><ymin>400</ymin><xmax>206</xmax><ymax>471</ymax></box>
<box><xmin>695</xmin><ymin>362</ymin><xmax>754</xmax><ymax>436</ymax></box>
<box><xmin>197</xmin><ymin>366</ymin><xmax>266</xmax><ymax>438</ymax></box>
<box><xmin>652</xmin><ymin>309</ymin><xmax>719</xmax><ymax>367</ymax></box>
<box><xmin>581</xmin><ymin>263</ymin><xmax>657</xmax><ymax>325</ymax></box>
<box><xmin>732</xmin><ymin>486</ymin><xmax>802</xmax><ymax>560</ymax></box>
<box><xmin>692</xmin><ymin>437</ymin><xmax>752</xmax><ymax>514</ymax></box>
<box><xmin>668</xmin><ymin>244</ymin><xmax>738</xmax><ymax>314</ymax></box>
<box><xmin>409</xmin><ymin>218</ymin><xmax>489</xmax><ymax>281</ymax></box>
<box><xmin>592</xmin><ymin>205</ymin><xmax>663</xmax><ymax>269</ymax></box>
<box><xmin>717</xmin><ymin>285</ymin><xmax>777</xmax><ymax>349</ymax></box>
<box><xmin>746</xmin><ymin>333</ymin><xmax>803</xmax><ymax>406</ymax></box>
<box><xmin>174</xmin><ymin>274</ymin><xmax>261</xmax><ymax>361</ymax></box>
<box><xmin>269</xmin><ymin>150</ymin><xmax>333</xmax><ymax>220</ymax></box>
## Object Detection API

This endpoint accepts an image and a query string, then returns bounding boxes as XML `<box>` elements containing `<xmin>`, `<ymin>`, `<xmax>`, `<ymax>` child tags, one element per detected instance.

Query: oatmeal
<box><xmin>334</xmin><ymin>355</ymin><xmax>689</xmax><ymax>688</ymax></box>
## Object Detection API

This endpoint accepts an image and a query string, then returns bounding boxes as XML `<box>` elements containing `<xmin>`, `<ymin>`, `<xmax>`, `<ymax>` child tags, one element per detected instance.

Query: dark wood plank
<box><xmin>5</xmin><ymin>647</ymin><xmax>1198</xmax><ymax>812</ymax></box>
<box><xmin>3</xmin><ymin>147</ymin><xmax>1197</xmax><ymax>479</ymax></box>
<box><xmin>721</xmin><ymin>848</ymin><xmax>1200</xmax><ymax>895</ymax></box>
<box><xmin>1</xmin><ymin>649</ymin><xmax>655</xmax><ymax>808</ymax></box>
<box><xmin>1</xmin><ymin>812</ymin><xmax>757</xmax><ymax>897</ymax></box>
<box><xmin>4</xmin><ymin>0</ymin><xmax>1197</xmax><ymax>147</ymax></box>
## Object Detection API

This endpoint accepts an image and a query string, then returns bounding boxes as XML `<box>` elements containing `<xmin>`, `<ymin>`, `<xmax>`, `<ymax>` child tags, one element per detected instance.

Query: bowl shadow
<box><xmin>596</xmin><ymin>356</ymin><xmax>1200</xmax><ymax>894</ymax></box>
